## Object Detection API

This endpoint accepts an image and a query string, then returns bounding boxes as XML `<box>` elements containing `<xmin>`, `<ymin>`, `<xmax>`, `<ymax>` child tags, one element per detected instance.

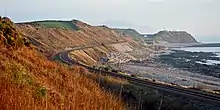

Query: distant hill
<box><xmin>113</xmin><ymin>28</ymin><xmax>144</xmax><ymax>42</ymax></box>
<box><xmin>145</xmin><ymin>30</ymin><xmax>198</xmax><ymax>43</ymax></box>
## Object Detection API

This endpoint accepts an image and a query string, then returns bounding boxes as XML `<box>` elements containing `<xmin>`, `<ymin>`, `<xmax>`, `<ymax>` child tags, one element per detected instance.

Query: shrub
<box><xmin>36</xmin><ymin>86</ymin><xmax>47</xmax><ymax>98</ymax></box>
<box><xmin>0</xmin><ymin>16</ymin><xmax>30</xmax><ymax>48</ymax></box>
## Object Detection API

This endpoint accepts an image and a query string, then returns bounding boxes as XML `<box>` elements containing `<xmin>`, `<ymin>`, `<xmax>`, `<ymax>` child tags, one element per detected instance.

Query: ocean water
<box><xmin>196</xmin><ymin>36</ymin><xmax>220</xmax><ymax>43</ymax></box>
<box><xmin>176</xmin><ymin>47</ymin><xmax>220</xmax><ymax>53</ymax></box>
<box><xmin>174</xmin><ymin>47</ymin><xmax>220</xmax><ymax>65</ymax></box>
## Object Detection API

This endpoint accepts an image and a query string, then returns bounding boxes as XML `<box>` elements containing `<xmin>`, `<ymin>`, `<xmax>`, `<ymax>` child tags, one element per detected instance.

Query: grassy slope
<box><xmin>0</xmin><ymin>17</ymin><xmax>124</xmax><ymax>110</ymax></box>
<box><xmin>37</xmin><ymin>21</ymin><xmax>79</xmax><ymax>30</ymax></box>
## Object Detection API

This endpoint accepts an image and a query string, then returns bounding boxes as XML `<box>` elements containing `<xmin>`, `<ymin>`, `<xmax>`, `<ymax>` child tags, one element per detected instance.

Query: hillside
<box><xmin>16</xmin><ymin>19</ymin><xmax>160</xmax><ymax>66</ymax></box>
<box><xmin>113</xmin><ymin>28</ymin><xmax>145</xmax><ymax>42</ymax></box>
<box><xmin>16</xmin><ymin>20</ymin><xmax>136</xmax><ymax>57</ymax></box>
<box><xmin>0</xmin><ymin>17</ymin><xmax>124</xmax><ymax>109</ymax></box>
<box><xmin>146</xmin><ymin>30</ymin><xmax>198</xmax><ymax>43</ymax></box>
<box><xmin>15</xmin><ymin>20</ymin><xmax>147</xmax><ymax>66</ymax></box>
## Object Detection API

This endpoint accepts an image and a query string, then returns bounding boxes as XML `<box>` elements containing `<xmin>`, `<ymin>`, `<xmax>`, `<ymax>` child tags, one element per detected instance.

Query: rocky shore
<box><xmin>158</xmin><ymin>50</ymin><xmax>220</xmax><ymax>78</ymax></box>
<box><xmin>121</xmin><ymin>49</ymin><xmax>220</xmax><ymax>91</ymax></box>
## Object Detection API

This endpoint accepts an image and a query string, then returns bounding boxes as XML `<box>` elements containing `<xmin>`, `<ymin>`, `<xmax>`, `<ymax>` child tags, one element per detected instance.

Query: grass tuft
<box><xmin>36</xmin><ymin>86</ymin><xmax>47</xmax><ymax>98</ymax></box>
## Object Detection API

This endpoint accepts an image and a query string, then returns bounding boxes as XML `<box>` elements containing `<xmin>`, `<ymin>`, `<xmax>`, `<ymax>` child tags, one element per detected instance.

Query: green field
<box><xmin>37</xmin><ymin>21</ymin><xmax>80</xmax><ymax>30</ymax></box>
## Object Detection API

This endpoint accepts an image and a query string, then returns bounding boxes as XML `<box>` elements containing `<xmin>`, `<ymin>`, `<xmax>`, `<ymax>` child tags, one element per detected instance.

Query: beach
<box><xmin>121</xmin><ymin>47</ymin><xmax>220</xmax><ymax>91</ymax></box>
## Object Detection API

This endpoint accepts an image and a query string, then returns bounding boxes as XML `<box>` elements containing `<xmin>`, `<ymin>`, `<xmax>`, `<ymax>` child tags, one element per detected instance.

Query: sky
<box><xmin>0</xmin><ymin>0</ymin><xmax>220</xmax><ymax>42</ymax></box>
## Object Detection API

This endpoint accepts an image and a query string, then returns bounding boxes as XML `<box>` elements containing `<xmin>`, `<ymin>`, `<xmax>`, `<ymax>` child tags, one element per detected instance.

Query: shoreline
<box><xmin>121</xmin><ymin>48</ymin><xmax>220</xmax><ymax>91</ymax></box>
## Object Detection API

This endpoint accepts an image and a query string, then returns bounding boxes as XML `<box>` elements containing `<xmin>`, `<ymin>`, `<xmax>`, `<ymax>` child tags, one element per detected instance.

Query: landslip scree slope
<box><xmin>16</xmin><ymin>20</ymin><xmax>133</xmax><ymax>55</ymax></box>
<box><xmin>16</xmin><ymin>20</ymin><xmax>141</xmax><ymax>65</ymax></box>
<box><xmin>0</xmin><ymin>17</ymin><xmax>124</xmax><ymax>110</ymax></box>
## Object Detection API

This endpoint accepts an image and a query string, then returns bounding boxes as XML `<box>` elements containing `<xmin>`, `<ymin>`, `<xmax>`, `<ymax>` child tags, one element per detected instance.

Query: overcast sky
<box><xmin>0</xmin><ymin>0</ymin><xmax>219</xmax><ymax>42</ymax></box>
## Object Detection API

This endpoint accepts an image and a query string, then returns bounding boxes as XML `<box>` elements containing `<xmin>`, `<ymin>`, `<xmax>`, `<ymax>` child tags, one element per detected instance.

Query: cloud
<box><xmin>0</xmin><ymin>0</ymin><xmax>220</xmax><ymax>37</ymax></box>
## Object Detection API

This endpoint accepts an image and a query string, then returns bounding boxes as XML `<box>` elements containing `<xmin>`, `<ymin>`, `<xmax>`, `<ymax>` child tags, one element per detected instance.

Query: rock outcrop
<box><xmin>149</xmin><ymin>30</ymin><xmax>198</xmax><ymax>43</ymax></box>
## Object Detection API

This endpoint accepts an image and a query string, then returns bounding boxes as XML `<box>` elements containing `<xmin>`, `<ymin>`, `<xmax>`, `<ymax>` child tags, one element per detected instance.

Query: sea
<box><xmin>174</xmin><ymin>47</ymin><xmax>220</xmax><ymax>65</ymax></box>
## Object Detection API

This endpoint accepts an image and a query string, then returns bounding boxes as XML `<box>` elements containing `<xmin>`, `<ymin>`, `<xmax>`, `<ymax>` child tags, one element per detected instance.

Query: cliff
<box><xmin>148</xmin><ymin>30</ymin><xmax>198</xmax><ymax>43</ymax></box>
<box><xmin>16</xmin><ymin>20</ymin><xmax>139</xmax><ymax>57</ymax></box>
<box><xmin>15</xmin><ymin>20</ymin><xmax>143</xmax><ymax>65</ymax></box>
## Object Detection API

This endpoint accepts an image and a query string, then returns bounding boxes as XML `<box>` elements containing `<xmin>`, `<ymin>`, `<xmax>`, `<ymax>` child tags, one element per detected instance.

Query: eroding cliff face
<box><xmin>15</xmin><ymin>20</ymin><xmax>133</xmax><ymax>57</ymax></box>
<box><xmin>151</xmin><ymin>31</ymin><xmax>198</xmax><ymax>43</ymax></box>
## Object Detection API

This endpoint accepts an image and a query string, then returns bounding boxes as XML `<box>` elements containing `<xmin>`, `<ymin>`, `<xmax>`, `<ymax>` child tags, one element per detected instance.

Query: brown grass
<box><xmin>101</xmin><ymin>75</ymin><xmax>129</xmax><ymax>85</ymax></box>
<box><xmin>87</xmin><ymin>73</ymin><xmax>129</xmax><ymax>86</ymax></box>
<box><xmin>0</xmin><ymin>46</ymin><xmax>125</xmax><ymax>110</ymax></box>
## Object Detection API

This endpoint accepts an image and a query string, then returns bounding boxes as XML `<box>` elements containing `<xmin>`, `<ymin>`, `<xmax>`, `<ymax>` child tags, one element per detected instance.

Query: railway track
<box><xmin>59</xmin><ymin>50</ymin><xmax>220</xmax><ymax>105</ymax></box>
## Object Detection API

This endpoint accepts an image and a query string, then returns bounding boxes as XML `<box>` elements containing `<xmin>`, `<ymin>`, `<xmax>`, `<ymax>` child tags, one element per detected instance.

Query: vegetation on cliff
<box><xmin>37</xmin><ymin>20</ymin><xmax>80</xmax><ymax>30</ymax></box>
<box><xmin>0</xmin><ymin>17</ymin><xmax>124</xmax><ymax>110</ymax></box>
<box><xmin>0</xmin><ymin>17</ymin><xmax>30</xmax><ymax>48</ymax></box>
<box><xmin>16</xmin><ymin>20</ymin><xmax>130</xmax><ymax>57</ymax></box>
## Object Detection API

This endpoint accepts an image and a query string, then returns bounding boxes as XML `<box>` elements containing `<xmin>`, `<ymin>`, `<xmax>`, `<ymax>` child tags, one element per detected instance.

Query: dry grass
<box><xmin>0</xmin><ymin>17</ymin><xmax>124</xmax><ymax>110</ymax></box>
<box><xmin>101</xmin><ymin>75</ymin><xmax>129</xmax><ymax>85</ymax></box>
<box><xmin>87</xmin><ymin>73</ymin><xmax>129</xmax><ymax>87</ymax></box>
<box><xmin>0</xmin><ymin>46</ymin><xmax>125</xmax><ymax>110</ymax></box>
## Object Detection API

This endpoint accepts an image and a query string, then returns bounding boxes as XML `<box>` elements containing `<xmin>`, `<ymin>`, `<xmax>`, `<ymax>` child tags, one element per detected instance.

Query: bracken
<box><xmin>0</xmin><ymin>17</ymin><xmax>125</xmax><ymax>110</ymax></box>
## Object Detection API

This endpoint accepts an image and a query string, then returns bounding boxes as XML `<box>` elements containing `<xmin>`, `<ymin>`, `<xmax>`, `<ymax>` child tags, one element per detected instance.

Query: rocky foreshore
<box><xmin>157</xmin><ymin>50</ymin><xmax>220</xmax><ymax>78</ymax></box>
<box><xmin>121</xmin><ymin>49</ymin><xmax>220</xmax><ymax>91</ymax></box>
